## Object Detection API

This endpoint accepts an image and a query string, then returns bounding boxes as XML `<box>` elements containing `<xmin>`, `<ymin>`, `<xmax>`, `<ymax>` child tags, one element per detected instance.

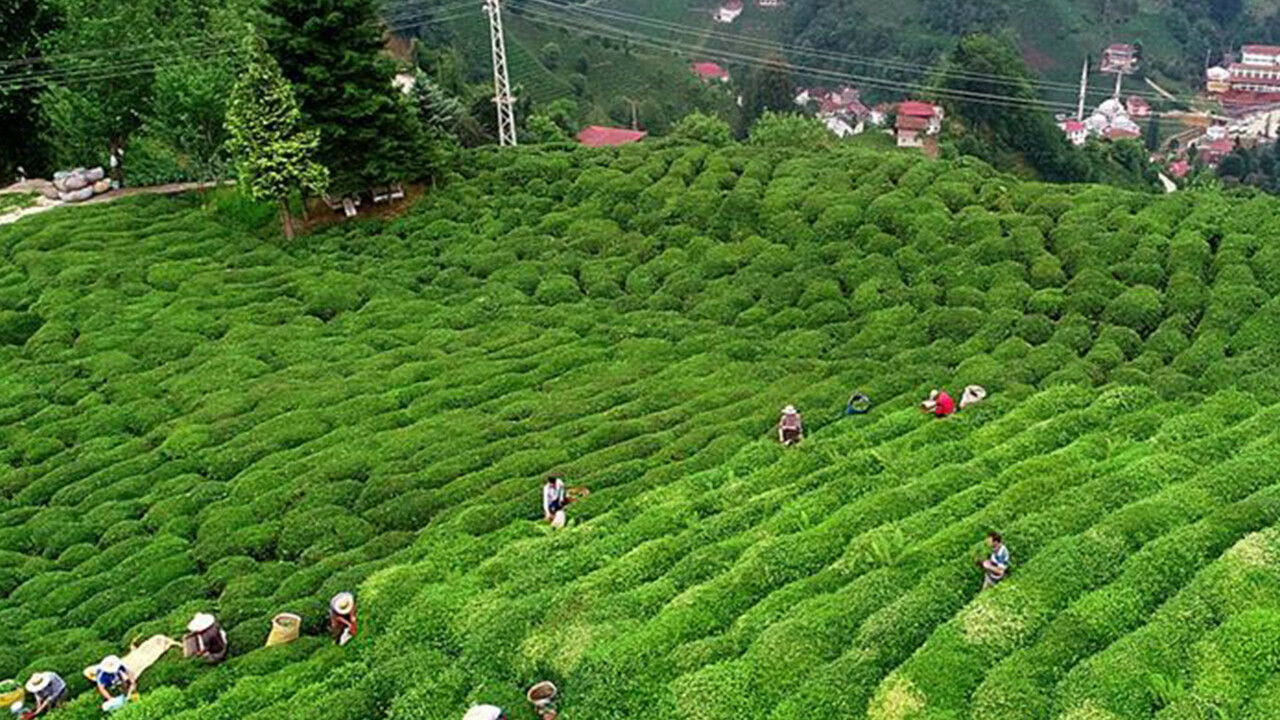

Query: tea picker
<box><xmin>92</xmin><ymin>656</ymin><xmax>136</xmax><ymax>712</ymax></box>
<box><xmin>778</xmin><ymin>405</ymin><xmax>803</xmax><ymax>445</ymax></box>
<box><xmin>183</xmin><ymin>613</ymin><xmax>227</xmax><ymax>664</ymax></box>
<box><xmin>329</xmin><ymin>592</ymin><xmax>358</xmax><ymax>645</ymax></box>
<box><xmin>19</xmin><ymin>673</ymin><xmax>67</xmax><ymax>718</ymax></box>
<box><xmin>978</xmin><ymin>531</ymin><xmax>1011</xmax><ymax>590</ymax></box>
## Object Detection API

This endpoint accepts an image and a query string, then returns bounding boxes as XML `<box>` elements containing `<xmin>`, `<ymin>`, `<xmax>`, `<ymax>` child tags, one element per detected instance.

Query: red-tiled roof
<box><xmin>1204</xmin><ymin>137</ymin><xmax>1234</xmax><ymax>152</ymax></box>
<box><xmin>1243</xmin><ymin>44</ymin><xmax>1280</xmax><ymax>56</ymax></box>
<box><xmin>691</xmin><ymin>62</ymin><xmax>729</xmax><ymax>80</ymax></box>
<box><xmin>576</xmin><ymin>126</ymin><xmax>647</xmax><ymax>147</ymax></box>
<box><xmin>1169</xmin><ymin>160</ymin><xmax>1190</xmax><ymax>178</ymax></box>
<box><xmin>898</xmin><ymin>101</ymin><xmax>937</xmax><ymax>117</ymax></box>
<box><xmin>722</xmin><ymin>0</ymin><xmax>744</xmax><ymax>10</ymax></box>
<box><xmin>896</xmin><ymin>115</ymin><xmax>929</xmax><ymax>131</ymax></box>
<box><xmin>1063</xmin><ymin>120</ymin><xmax>1085</xmax><ymax>132</ymax></box>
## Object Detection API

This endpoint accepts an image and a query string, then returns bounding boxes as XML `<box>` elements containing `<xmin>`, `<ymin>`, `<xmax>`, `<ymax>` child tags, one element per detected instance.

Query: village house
<box><xmin>1198</xmin><ymin>136</ymin><xmax>1235</xmax><ymax>166</ymax></box>
<box><xmin>691</xmin><ymin>61</ymin><xmax>730</xmax><ymax>83</ymax></box>
<box><xmin>1101</xmin><ymin>43</ymin><xmax>1139</xmax><ymax>74</ymax></box>
<box><xmin>714</xmin><ymin>0</ymin><xmax>743</xmax><ymax>23</ymax></box>
<box><xmin>1060</xmin><ymin>119</ymin><xmax>1087</xmax><ymax>146</ymax></box>
<box><xmin>895</xmin><ymin>101</ymin><xmax>943</xmax><ymax>151</ymax></box>
<box><xmin>576</xmin><ymin>126</ymin><xmax>647</xmax><ymax>147</ymax></box>
<box><xmin>1169</xmin><ymin>160</ymin><xmax>1190</xmax><ymax>179</ymax></box>
<box><xmin>1206</xmin><ymin>66</ymin><xmax>1231</xmax><ymax>94</ymax></box>
<box><xmin>1228</xmin><ymin>45</ymin><xmax>1280</xmax><ymax>93</ymax></box>
<box><xmin>756</xmin><ymin>0</ymin><xmax>784</xmax><ymax>7</ymax></box>
<box><xmin>1126</xmin><ymin>96</ymin><xmax>1150</xmax><ymax>118</ymax></box>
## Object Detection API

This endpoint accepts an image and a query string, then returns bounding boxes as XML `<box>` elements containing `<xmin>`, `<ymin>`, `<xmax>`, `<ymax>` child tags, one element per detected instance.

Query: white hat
<box><xmin>100</xmin><ymin>656</ymin><xmax>122</xmax><ymax>673</ymax></box>
<box><xmin>188</xmin><ymin>612</ymin><xmax>216</xmax><ymax>633</ymax></box>
<box><xmin>332</xmin><ymin>592</ymin><xmax>355</xmax><ymax>614</ymax></box>
<box><xmin>26</xmin><ymin>672</ymin><xmax>51</xmax><ymax>693</ymax></box>
<box><xmin>783</xmin><ymin>405</ymin><xmax>797</xmax><ymax>414</ymax></box>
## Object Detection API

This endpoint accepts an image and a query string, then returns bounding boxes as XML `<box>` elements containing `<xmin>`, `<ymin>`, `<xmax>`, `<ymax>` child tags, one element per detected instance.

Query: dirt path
<box><xmin>0</xmin><ymin>180</ymin><xmax>231</xmax><ymax>226</ymax></box>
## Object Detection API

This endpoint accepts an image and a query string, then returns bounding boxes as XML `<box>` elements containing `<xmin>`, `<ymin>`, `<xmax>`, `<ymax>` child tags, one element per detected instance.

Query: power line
<box><xmin>516</xmin><ymin>5</ymin><xmax>1188</xmax><ymax>122</ymax></box>
<box><xmin>0</xmin><ymin>6</ymin><xmax>481</xmax><ymax>92</ymax></box>
<box><xmin>514</xmin><ymin>5</ymin><xmax>1089</xmax><ymax>115</ymax></box>
<box><xmin>519</xmin><ymin>0</ymin><xmax>1171</xmax><ymax>104</ymax></box>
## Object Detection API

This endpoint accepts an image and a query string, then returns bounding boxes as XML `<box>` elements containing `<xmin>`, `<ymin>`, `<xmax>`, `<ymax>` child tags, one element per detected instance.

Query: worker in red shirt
<box><xmin>921</xmin><ymin>389</ymin><xmax>955</xmax><ymax>417</ymax></box>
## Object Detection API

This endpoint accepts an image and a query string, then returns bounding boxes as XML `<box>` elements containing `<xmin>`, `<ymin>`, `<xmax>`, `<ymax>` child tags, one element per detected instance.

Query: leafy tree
<box><xmin>262</xmin><ymin>0</ymin><xmax>421</xmax><ymax>194</ymax></box>
<box><xmin>748</xmin><ymin>111</ymin><xmax>831</xmax><ymax>148</ymax></box>
<box><xmin>742</xmin><ymin>56</ymin><xmax>793</xmax><ymax>124</ymax></box>
<box><xmin>410</xmin><ymin>71</ymin><xmax>465</xmax><ymax>138</ymax></box>
<box><xmin>931</xmin><ymin>35</ymin><xmax>1089</xmax><ymax>183</ymax></box>
<box><xmin>525</xmin><ymin>114</ymin><xmax>568</xmax><ymax>143</ymax></box>
<box><xmin>541</xmin><ymin>42</ymin><xmax>562</xmax><ymax>69</ymax></box>
<box><xmin>0</xmin><ymin>0</ymin><xmax>59</xmax><ymax>179</ymax></box>
<box><xmin>225</xmin><ymin>38</ymin><xmax>328</xmax><ymax>241</ymax></box>
<box><xmin>671</xmin><ymin>111</ymin><xmax>733</xmax><ymax>146</ymax></box>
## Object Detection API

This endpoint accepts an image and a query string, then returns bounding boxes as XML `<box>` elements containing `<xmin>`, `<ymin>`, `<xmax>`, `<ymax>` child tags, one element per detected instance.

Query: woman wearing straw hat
<box><xmin>777</xmin><ymin>405</ymin><xmax>803</xmax><ymax>445</ymax></box>
<box><xmin>22</xmin><ymin>672</ymin><xmax>67</xmax><ymax>718</ymax></box>
<box><xmin>329</xmin><ymin>592</ymin><xmax>357</xmax><ymax>646</ymax></box>
<box><xmin>93</xmin><ymin>655</ymin><xmax>135</xmax><ymax>705</ymax></box>
<box><xmin>185</xmin><ymin>613</ymin><xmax>228</xmax><ymax>664</ymax></box>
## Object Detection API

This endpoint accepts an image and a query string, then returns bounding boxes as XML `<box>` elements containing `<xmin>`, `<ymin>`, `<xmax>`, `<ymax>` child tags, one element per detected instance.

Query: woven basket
<box><xmin>266</xmin><ymin>613</ymin><xmax>301</xmax><ymax>647</ymax></box>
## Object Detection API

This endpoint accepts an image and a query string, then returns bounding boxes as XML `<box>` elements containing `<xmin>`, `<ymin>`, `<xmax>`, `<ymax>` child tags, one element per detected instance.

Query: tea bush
<box><xmin>3</xmin><ymin>144</ymin><xmax>1280</xmax><ymax>719</ymax></box>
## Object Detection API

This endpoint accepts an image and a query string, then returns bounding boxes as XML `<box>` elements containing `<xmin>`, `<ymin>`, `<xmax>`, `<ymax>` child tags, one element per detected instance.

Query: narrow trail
<box><xmin>0</xmin><ymin>180</ymin><xmax>230</xmax><ymax>225</ymax></box>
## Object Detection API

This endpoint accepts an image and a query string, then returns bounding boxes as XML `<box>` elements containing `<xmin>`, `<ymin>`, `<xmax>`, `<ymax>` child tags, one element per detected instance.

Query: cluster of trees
<box><xmin>1214</xmin><ymin>142</ymin><xmax>1280</xmax><ymax>194</ymax></box>
<box><xmin>4</xmin><ymin>0</ymin><xmax>492</xmax><ymax>237</ymax></box>
<box><xmin>931</xmin><ymin>35</ymin><xmax>1157</xmax><ymax>190</ymax></box>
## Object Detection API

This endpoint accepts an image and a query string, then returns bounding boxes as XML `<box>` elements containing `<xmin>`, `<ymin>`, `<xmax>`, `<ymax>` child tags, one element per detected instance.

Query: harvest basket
<box><xmin>266</xmin><ymin>613</ymin><xmax>302</xmax><ymax>647</ymax></box>
<box><xmin>0</xmin><ymin>679</ymin><xmax>23</xmax><ymax>708</ymax></box>
<box><xmin>527</xmin><ymin>681</ymin><xmax>557</xmax><ymax>708</ymax></box>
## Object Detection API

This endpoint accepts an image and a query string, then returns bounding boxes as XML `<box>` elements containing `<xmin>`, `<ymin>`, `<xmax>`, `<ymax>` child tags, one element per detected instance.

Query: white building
<box><xmin>715</xmin><ymin>0</ymin><xmax>743</xmax><ymax>23</ymax></box>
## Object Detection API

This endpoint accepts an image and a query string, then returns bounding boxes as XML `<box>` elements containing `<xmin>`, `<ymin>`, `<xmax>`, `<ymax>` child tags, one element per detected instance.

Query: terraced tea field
<box><xmin>4</xmin><ymin>144</ymin><xmax>1280</xmax><ymax>720</ymax></box>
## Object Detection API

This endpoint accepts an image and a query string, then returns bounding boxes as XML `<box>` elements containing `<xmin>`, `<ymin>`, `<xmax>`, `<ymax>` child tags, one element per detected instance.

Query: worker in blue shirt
<box><xmin>979</xmin><ymin>531</ymin><xmax>1010</xmax><ymax>590</ymax></box>
<box><xmin>94</xmin><ymin>655</ymin><xmax>135</xmax><ymax>705</ymax></box>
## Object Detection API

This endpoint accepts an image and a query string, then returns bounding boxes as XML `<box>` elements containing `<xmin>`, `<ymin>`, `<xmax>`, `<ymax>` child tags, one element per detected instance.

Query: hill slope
<box><xmin>3</xmin><ymin>144</ymin><xmax>1280</xmax><ymax>720</ymax></box>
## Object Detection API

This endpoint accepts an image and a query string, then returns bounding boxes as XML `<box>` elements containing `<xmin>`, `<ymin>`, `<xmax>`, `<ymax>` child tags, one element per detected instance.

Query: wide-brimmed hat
<box><xmin>782</xmin><ymin>405</ymin><xmax>797</xmax><ymax>414</ymax></box>
<box><xmin>188</xmin><ymin>612</ymin><xmax>216</xmax><ymax>633</ymax></box>
<box><xmin>332</xmin><ymin>592</ymin><xmax>355</xmax><ymax>614</ymax></box>
<box><xmin>26</xmin><ymin>672</ymin><xmax>51</xmax><ymax>693</ymax></box>
<box><xmin>100</xmin><ymin>656</ymin><xmax>122</xmax><ymax>673</ymax></box>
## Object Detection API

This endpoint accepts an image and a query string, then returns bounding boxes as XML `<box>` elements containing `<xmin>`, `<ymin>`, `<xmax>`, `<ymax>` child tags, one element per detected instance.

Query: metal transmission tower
<box><xmin>483</xmin><ymin>0</ymin><xmax>517</xmax><ymax>147</ymax></box>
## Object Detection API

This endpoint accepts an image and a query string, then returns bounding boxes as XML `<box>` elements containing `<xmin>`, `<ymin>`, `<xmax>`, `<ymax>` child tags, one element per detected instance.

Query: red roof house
<box><xmin>577</xmin><ymin>126</ymin><xmax>647</xmax><ymax>147</ymax></box>
<box><xmin>1126</xmin><ymin>96</ymin><xmax>1151</xmax><ymax>117</ymax></box>
<box><xmin>1169</xmin><ymin>160</ymin><xmax>1190</xmax><ymax>179</ymax></box>
<box><xmin>1199</xmin><ymin>137</ymin><xmax>1235</xmax><ymax>165</ymax></box>
<box><xmin>691</xmin><ymin>62</ymin><xmax>730</xmax><ymax>82</ymax></box>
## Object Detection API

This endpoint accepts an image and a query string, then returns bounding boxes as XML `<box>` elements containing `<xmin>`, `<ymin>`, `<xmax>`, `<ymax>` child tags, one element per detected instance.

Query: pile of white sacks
<box><xmin>53</xmin><ymin>167</ymin><xmax>112</xmax><ymax>202</ymax></box>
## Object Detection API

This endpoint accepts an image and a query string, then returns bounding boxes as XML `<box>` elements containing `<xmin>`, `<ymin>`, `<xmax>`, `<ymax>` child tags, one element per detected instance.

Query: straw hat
<box><xmin>100</xmin><ymin>656</ymin><xmax>122</xmax><ymax>673</ymax></box>
<box><xmin>26</xmin><ymin>672</ymin><xmax>51</xmax><ymax>693</ymax></box>
<box><xmin>332</xmin><ymin>592</ymin><xmax>354</xmax><ymax>615</ymax></box>
<box><xmin>783</xmin><ymin>405</ymin><xmax>796</xmax><ymax>414</ymax></box>
<box><xmin>188</xmin><ymin>612</ymin><xmax>216</xmax><ymax>633</ymax></box>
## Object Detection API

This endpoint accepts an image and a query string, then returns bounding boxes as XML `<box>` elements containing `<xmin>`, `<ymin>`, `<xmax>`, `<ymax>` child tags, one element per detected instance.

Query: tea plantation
<box><xmin>4</xmin><ymin>143</ymin><xmax>1280</xmax><ymax>720</ymax></box>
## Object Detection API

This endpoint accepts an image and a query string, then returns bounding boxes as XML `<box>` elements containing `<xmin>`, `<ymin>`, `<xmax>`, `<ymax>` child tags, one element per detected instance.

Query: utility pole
<box><xmin>622</xmin><ymin>96</ymin><xmax>640</xmax><ymax>130</ymax></box>
<box><xmin>483</xmin><ymin>0</ymin><xmax>517</xmax><ymax>147</ymax></box>
<box><xmin>1077</xmin><ymin>57</ymin><xmax>1088</xmax><ymax>121</ymax></box>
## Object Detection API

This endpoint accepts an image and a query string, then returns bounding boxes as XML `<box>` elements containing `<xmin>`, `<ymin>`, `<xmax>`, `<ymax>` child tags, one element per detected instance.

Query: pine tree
<box><xmin>261</xmin><ymin>0</ymin><xmax>420</xmax><ymax>194</ymax></box>
<box><xmin>225</xmin><ymin>38</ymin><xmax>328</xmax><ymax>241</ymax></box>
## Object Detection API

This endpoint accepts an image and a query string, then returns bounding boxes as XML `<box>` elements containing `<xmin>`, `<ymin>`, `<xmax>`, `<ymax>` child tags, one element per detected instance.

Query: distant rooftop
<box><xmin>576</xmin><ymin>126</ymin><xmax>647</xmax><ymax>147</ymax></box>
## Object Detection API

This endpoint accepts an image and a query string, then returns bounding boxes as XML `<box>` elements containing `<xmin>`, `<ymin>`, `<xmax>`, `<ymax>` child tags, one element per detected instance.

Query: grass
<box><xmin>2</xmin><ymin>142</ymin><xmax>1280</xmax><ymax>720</ymax></box>
<box><xmin>0</xmin><ymin>192</ymin><xmax>39</xmax><ymax>215</ymax></box>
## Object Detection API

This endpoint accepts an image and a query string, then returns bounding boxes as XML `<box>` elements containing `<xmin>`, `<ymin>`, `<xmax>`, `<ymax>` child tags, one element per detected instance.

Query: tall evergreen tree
<box><xmin>225</xmin><ymin>38</ymin><xmax>328</xmax><ymax>241</ymax></box>
<box><xmin>742</xmin><ymin>55</ymin><xmax>793</xmax><ymax>126</ymax></box>
<box><xmin>261</xmin><ymin>0</ymin><xmax>420</xmax><ymax>194</ymax></box>
<box><xmin>0</xmin><ymin>0</ymin><xmax>59</xmax><ymax>179</ymax></box>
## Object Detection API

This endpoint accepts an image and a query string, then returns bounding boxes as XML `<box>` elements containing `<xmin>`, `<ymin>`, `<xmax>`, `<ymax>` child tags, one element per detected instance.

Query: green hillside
<box><xmin>5</xmin><ymin>143</ymin><xmax>1280</xmax><ymax>720</ymax></box>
